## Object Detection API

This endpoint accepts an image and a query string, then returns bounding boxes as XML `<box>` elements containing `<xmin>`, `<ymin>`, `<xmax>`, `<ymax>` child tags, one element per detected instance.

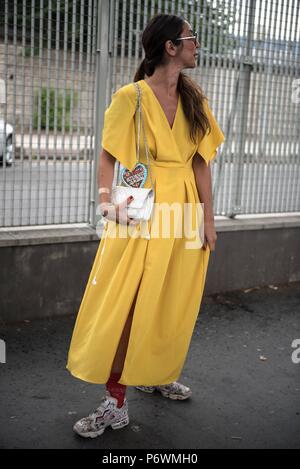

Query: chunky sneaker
<box><xmin>135</xmin><ymin>382</ymin><xmax>192</xmax><ymax>400</ymax></box>
<box><xmin>73</xmin><ymin>391</ymin><xmax>129</xmax><ymax>438</ymax></box>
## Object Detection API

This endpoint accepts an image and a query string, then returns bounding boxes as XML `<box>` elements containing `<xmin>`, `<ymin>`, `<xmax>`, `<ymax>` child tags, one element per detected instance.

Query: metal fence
<box><xmin>0</xmin><ymin>0</ymin><xmax>97</xmax><ymax>227</ymax></box>
<box><xmin>0</xmin><ymin>0</ymin><xmax>299</xmax><ymax>228</ymax></box>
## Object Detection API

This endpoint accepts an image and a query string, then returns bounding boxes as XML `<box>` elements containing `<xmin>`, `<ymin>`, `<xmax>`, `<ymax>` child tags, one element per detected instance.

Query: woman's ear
<box><xmin>165</xmin><ymin>39</ymin><xmax>178</xmax><ymax>57</ymax></box>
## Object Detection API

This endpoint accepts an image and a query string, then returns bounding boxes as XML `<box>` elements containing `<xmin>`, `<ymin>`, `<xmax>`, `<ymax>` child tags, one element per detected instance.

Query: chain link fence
<box><xmin>0</xmin><ymin>0</ymin><xmax>299</xmax><ymax>227</ymax></box>
<box><xmin>0</xmin><ymin>0</ymin><xmax>97</xmax><ymax>226</ymax></box>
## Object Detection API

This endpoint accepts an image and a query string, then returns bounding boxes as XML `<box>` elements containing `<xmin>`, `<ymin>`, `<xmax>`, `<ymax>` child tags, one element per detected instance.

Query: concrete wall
<box><xmin>0</xmin><ymin>216</ymin><xmax>299</xmax><ymax>324</ymax></box>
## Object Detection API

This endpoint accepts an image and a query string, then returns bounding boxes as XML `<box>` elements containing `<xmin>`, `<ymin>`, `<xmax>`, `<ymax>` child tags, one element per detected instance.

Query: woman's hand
<box><xmin>100</xmin><ymin>196</ymin><xmax>139</xmax><ymax>226</ymax></box>
<box><xmin>202</xmin><ymin>220</ymin><xmax>217</xmax><ymax>251</ymax></box>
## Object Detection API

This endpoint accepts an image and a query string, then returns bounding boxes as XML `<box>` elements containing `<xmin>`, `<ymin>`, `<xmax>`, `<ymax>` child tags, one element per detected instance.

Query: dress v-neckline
<box><xmin>141</xmin><ymin>79</ymin><xmax>180</xmax><ymax>132</ymax></box>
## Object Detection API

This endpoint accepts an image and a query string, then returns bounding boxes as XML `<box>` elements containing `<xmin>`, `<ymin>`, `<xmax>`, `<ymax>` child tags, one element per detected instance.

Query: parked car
<box><xmin>0</xmin><ymin>118</ymin><xmax>13</xmax><ymax>166</ymax></box>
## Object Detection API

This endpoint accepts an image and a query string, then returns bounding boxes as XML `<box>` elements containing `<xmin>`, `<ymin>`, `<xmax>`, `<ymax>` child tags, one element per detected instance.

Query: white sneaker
<box><xmin>73</xmin><ymin>391</ymin><xmax>129</xmax><ymax>438</ymax></box>
<box><xmin>136</xmin><ymin>382</ymin><xmax>192</xmax><ymax>400</ymax></box>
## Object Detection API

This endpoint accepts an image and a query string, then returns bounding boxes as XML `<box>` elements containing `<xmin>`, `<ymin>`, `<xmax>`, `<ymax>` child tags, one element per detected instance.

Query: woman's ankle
<box><xmin>106</xmin><ymin>371</ymin><xmax>126</xmax><ymax>408</ymax></box>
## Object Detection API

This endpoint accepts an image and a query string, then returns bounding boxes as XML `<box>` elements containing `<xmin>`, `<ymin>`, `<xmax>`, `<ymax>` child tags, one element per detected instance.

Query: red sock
<box><xmin>106</xmin><ymin>372</ymin><xmax>127</xmax><ymax>408</ymax></box>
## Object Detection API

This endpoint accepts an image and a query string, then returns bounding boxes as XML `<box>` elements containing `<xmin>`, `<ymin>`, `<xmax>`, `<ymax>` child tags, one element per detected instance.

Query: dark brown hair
<box><xmin>133</xmin><ymin>13</ymin><xmax>211</xmax><ymax>144</ymax></box>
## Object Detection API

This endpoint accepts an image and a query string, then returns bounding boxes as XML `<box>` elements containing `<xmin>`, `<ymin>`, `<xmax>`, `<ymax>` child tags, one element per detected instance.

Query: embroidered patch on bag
<box><xmin>121</xmin><ymin>163</ymin><xmax>148</xmax><ymax>188</ymax></box>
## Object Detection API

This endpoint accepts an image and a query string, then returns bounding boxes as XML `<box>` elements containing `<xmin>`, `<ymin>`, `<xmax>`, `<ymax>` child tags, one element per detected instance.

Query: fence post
<box><xmin>230</xmin><ymin>0</ymin><xmax>256</xmax><ymax>217</ymax></box>
<box><xmin>90</xmin><ymin>0</ymin><xmax>110</xmax><ymax>228</ymax></box>
<box><xmin>0</xmin><ymin>339</ymin><xmax>6</xmax><ymax>364</ymax></box>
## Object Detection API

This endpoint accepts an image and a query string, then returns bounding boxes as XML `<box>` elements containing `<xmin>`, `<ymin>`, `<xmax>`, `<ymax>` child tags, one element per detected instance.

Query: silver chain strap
<box><xmin>116</xmin><ymin>82</ymin><xmax>154</xmax><ymax>190</ymax></box>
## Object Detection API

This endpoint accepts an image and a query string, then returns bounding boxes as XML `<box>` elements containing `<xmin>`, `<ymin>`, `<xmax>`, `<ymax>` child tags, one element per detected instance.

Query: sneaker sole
<box><xmin>135</xmin><ymin>386</ymin><xmax>155</xmax><ymax>394</ymax></box>
<box><xmin>73</xmin><ymin>416</ymin><xmax>130</xmax><ymax>438</ymax></box>
<box><xmin>136</xmin><ymin>386</ymin><xmax>192</xmax><ymax>400</ymax></box>
<box><xmin>159</xmin><ymin>390</ymin><xmax>192</xmax><ymax>400</ymax></box>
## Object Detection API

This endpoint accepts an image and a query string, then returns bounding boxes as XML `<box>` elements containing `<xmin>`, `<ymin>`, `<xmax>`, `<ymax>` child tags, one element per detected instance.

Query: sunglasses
<box><xmin>175</xmin><ymin>32</ymin><xmax>198</xmax><ymax>46</ymax></box>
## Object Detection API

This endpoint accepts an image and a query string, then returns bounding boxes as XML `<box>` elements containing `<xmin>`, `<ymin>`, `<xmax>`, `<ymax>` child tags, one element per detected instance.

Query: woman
<box><xmin>67</xmin><ymin>13</ymin><xmax>225</xmax><ymax>438</ymax></box>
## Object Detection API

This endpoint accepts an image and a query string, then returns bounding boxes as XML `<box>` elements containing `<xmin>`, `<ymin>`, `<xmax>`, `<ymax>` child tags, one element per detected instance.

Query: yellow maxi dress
<box><xmin>66</xmin><ymin>79</ymin><xmax>225</xmax><ymax>386</ymax></box>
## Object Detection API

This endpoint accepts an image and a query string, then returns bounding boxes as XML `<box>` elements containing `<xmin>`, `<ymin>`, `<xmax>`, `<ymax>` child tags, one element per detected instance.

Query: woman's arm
<box><xmin>192</xmin><ymin>153</ymin><xmax>217</xmax><ymax>251</ymax></box>
<box><xmin>97</xmin><ymin>148</ymin><xmax>115</xmax><ymax>205</ymax></box>
<box><xmin>97</xmin><ymin>148</ymin><xmax>137</xmax><ymax>225</ymax></box>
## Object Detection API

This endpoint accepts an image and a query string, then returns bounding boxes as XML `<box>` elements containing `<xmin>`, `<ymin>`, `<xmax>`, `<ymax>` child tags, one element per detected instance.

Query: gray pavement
<box><xmin>1</xmin><ymin>160</ymin><xmax>300</xmax><ymax>226</ymax></box>
<box><xmin>0</xmin><ymin>282</ymin><xmax>299</xmax><ymax>449</ymax></box>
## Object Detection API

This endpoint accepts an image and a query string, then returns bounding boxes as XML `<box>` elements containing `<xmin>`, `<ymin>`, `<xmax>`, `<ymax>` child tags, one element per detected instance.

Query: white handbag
<box><xmin>111</xmin><ymin>82</ymin><xmax>155</xmax><ymax>221</ymax></box>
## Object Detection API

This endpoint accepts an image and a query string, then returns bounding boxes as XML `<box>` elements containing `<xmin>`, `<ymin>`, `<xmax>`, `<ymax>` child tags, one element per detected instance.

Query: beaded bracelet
<box><xmin>98</xmin><ymin>187</ymin><xmax>110</xmax><ymax>194</ymax></box>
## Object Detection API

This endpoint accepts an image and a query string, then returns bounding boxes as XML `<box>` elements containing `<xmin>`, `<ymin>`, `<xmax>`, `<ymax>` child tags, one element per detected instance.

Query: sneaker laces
<box><xmin>86</xmin><ymin>395</ymin><xmax>111</xmax><ymax>420</ymax></box>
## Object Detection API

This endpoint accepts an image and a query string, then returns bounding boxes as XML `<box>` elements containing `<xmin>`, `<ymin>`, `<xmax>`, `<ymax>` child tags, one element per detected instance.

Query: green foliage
<box><xmin>1</xmin><ymin>0</ymin><xmax>235</xmax><ymax>55</ymax></box>
<box><xmin>119</xmin><ymin>0</ymin><xmax>235</xmax><ymax>56</ymax></box>
<box><xmin>0</xmin><ymin>0</ymin><xmax>95</xmax><ymax>51</ymax></box>
<box><xmin>33</xmin><ymin>87</ymin><xmax>76</xmax><ymax>132</ymax></box>
<box><xmin>23</xmin><ymin>47</ymin><xmax>40</xmax><ymax>57</ymax></box>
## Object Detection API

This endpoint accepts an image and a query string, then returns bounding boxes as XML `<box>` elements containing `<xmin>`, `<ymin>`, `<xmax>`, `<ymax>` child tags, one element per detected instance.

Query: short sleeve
<box><xmin>101</xmin><ymin>85</ymin><xmax>137</xmax><ymax>172</ymax></box>
<box><xmin>196</xmin><ymin>99</ymin><xmax>225</xmax><ymax>166</ymax></box>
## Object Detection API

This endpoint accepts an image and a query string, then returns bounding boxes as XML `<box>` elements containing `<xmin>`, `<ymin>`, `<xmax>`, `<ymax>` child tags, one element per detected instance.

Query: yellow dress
<box><xmin>66</xmin><ymin>79</ymin><xmax>225</xmax><ymax>385</ymax></box>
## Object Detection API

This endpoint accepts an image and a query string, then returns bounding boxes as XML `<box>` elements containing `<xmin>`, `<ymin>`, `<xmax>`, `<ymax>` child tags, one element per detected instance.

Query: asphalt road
<box><xmin>1</xmin><ymin>159</ymin><xmax>300</xmax><ymax>226</ymax></box>
<box><xmin>0</xmin><ymin>160</ymin><xmax>93</xmax><ymax>226</ymax></box>
<box><xmin>0</xmin><ymin>282</ymin><xmax>299</xmax><ymax>449</ymax></box>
